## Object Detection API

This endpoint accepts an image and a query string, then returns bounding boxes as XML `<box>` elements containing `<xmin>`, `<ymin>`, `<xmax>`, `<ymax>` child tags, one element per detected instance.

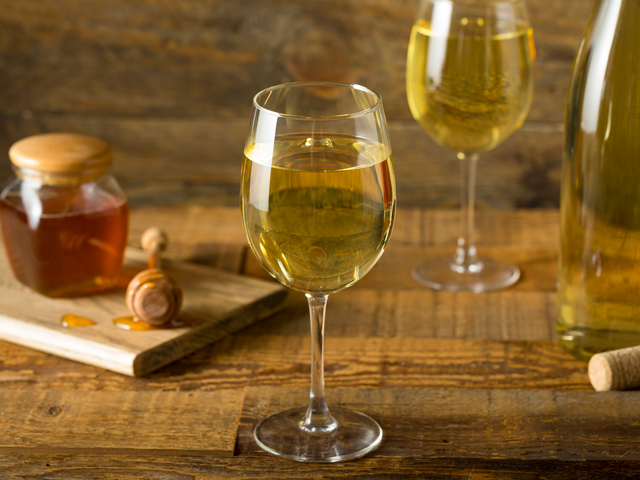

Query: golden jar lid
<box><xmin>9</xmin><ymin>133</ymin><xmax>112</xmax><ymax>183</ymax></box>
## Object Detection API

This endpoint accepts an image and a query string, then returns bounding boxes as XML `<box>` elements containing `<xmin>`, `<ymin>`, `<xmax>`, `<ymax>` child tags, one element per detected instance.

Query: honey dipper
<box><xmin>126</xmin><ymin>227</ymin><xmax>183</xmax><ymax>326</ymax></box>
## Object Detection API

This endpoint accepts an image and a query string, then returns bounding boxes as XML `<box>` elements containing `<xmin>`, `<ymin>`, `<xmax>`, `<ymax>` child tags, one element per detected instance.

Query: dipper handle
<box><xmin>141</xmin><ymin>227</ymin><xmax>167</xmax><ymax>269</ymax></box>
<box><xmin>588</xmin><ymin>346</ymin><xmax>640</xmax><ymax>391</ymax></box>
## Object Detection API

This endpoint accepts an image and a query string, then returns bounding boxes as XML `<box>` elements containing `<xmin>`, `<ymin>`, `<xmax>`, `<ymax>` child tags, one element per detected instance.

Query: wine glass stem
<box><xmin>454</xmin><ymin>153</ymin><xmax>481</xmax><ymax>273</ymax></box>
<box><xmin>302</xmin><ymin>293</ymin><xmax>337</xmax><ymax>434</ymax></box>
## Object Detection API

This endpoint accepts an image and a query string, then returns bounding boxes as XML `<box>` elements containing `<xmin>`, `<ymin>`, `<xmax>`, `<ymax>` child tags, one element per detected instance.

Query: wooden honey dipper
<box><xmin>588</xmin><ymin>346</ymin><xmax>640</xmax><ymax>391</ymax></box>
<box><xmin>126</xmin><ymin>227</ymin><xmax>183</xmax><ymax>326</ymax></box>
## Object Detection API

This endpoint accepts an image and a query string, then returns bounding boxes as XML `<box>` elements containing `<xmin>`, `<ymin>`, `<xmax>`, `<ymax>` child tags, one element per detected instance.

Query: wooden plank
<box><xmin>0</xmin><ymin>116</ymin><xmax>564</xmax><ymax>209</ymax></box>
<box><xmin>130</xmin><ymin>212</ymin><xmax>561</xmax><ymax>297</ymax></box>
<box><xmin>130</xmin><ymin>207</ymin><xmax>560</xmax><ymax>296</ymax></box>
<box><xmin>389</xmin><ymin>122</ymin><xmax>565</xmax><ymax>210</ymax></box>
<box><xmin>130</xmin><ymin>206</ymin><xmax>560</xmax><ymax>250</ymax></box>
<box><xmin>0</xmin><ymin>337</ymin><xmax>590</xmax><ymax>392</ymax></box>
<box><xmin>0</xmin><ymin>389</ymin><xmax>242</xmax><ymax>454</ymax></box>
<box><xmin>0</xmin><ymin>245</ymin><xmax>287</xmax><ymax>376</ymax></box>
<box><xmin>0</xmin><ymin>0</ymin><xmax>590</xmax><ymax>123</ymax></box>
<box><xmin>0</xmin><ymin>456</ymin><xmax>637</xmax><ymax>479</ymax></box>
<box><xmin>243</xmin><ymin>244</ymin><xmax>558</xmax><ymax>292</ymax></box>
<box><xmin>392</xmin><ymin>209</ymin><xmax>559</xmax><ymax>247</ymax></box>
<box><xmin>163</xmin><ymin>336</ymin><xmax>589</xmax><ymax>391</ymax></box>
<box><xmin>244</xmin><ymin>289</ymin><xmax>558</xmax><ymax>340</ymax></box>
<box><xmin>0</xmin><ymin>456</ymin><xmax>636</xmax><ymax>479</ymax></box>
<box><xmin>129</xmin><ymin>207</ymin><xmax>247</xmax><ymax>273</ymax></box>
<box><xmin>236</xmin><ymin>387</ymin><xmax>640</xmax><ymax>461</ymax></box>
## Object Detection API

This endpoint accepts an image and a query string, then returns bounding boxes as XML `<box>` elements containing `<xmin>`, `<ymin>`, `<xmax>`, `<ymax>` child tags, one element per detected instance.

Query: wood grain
<box><xmin>0</xmin><ymin>116</ymin><xmax>564</xmax><ymax>209</ymax></box>
<box><xmin>0</xmin><ymin>0</ymin><xmax>585</xmax><ymax>210</ymax></box>
<box><xmin>243</xmin><ymin>244</ymin><xmax>558</xmax><ymax>292</ymax></box>
<box><xmin>133</xmin><ymin>206</ymin><xmax>561</xmax><ymax>295</ymax></box>
<box><xmin>128</xmin><ymin>206</ymin><xmax>560</xmax><ymax>249</ymax></box>
<box><xmin>244</xmin><ymin>289</ymin><xmax>558</xmax><ymax>340</ymax></box>
<box><xmin>0</xmin><ymin>337</ymin><xmax>589</xmax><ymax>392</ymax></box>
<box><xmin>0</xmin><ymin>205</ymin><xmax>615</xmax><ymax>476</ymax></box>
<box><xmin>0</xmin><ymin>0</ymin><xmax>590</xmax><ymax>123</ymax></box>
<box><xmin>129</xmin><ymin>207</ymin><xmax>248</xmax><ymax>265</ymax></box>
<box><xmin>157</xmin><ymin>336</ymin><xmax>589</xmax><ymax>392</ymax></box>
<box><xmin>392</xmin><ymin>208</ymin><xmax>560</xmax><ymax>246</ymax></box>
<box><xmin>0</xmin><ymin>389</ymin><xmax>242</xmax><ymax>454</ymax></box>
<box><xmin>3</xmin><ymin>387</ymin><xmax>637</xmax><ymax>465</ymax></box>
<box><xmin>236</xmin><ymin>387</ymin><xmax>640</xmax><ymax>461</ymax></box>
<box><xmin>0</xmin><ymin>245</ymin><xmax>287</xmax><ymax>376</ymax></box>
<box><xmin>0</xmin><ymin>456</ymin><xmax>637</xmax><ymax>479</ymax></box>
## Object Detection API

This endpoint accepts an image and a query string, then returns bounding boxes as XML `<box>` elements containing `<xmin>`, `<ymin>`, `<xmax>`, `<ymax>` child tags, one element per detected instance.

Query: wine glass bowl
<box><xmin>406</xmin><ymin>0</ymin><xmax>534</xmax><ymax>292</ymax></box>
<box><xmin>241</xmin><ymin>82</ymin><xmax>396</xmax><ymax>462</ymax></box>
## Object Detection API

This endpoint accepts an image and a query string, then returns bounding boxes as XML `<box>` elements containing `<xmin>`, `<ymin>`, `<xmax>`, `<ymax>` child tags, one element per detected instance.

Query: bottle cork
<box><xmin>588</xmin><ymin>346</ymin><xmax>640</xmax><ymax>391</ymax></box>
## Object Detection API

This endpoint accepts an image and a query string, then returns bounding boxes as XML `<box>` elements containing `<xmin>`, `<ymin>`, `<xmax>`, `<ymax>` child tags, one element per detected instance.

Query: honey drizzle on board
<box><xmin>61</xmin><ymin>313</ymin><xmax>96</xmax><ymax>327</ymax></box>
<box><xmin>60</xmin><ymin>313</ymin><xmax>200</xmax><ymax>330</ymax></box>
<box><xmin>113</xmin><ymin>314</ymin><xmax>202</xmax><ymax>331</ymax></box>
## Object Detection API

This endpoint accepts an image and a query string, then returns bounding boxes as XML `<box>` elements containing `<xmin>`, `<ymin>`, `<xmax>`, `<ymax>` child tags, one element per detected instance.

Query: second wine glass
<box><xmin>406</xmin><ymin>0</ymin><xmax>535</xmax><ymax>292</ymax></box>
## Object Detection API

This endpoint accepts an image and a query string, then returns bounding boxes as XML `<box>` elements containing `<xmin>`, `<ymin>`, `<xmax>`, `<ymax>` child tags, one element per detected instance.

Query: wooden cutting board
<box><xmin>0</xmin><ymin>245</ymin><xmax>287</xmax><ymax>376</ymax></box>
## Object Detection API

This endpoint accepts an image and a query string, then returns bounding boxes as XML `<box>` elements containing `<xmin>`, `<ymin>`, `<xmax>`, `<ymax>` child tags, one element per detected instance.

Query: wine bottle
<box><xmin>558</xmin><ymin>0</ymin><xmax>640</xmax><ymax>360</ymax></box>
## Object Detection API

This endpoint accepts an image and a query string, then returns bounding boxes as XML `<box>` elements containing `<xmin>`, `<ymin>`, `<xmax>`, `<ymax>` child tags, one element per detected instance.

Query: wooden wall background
<box><xmin>0</xmin><ymin>0</ymin><xmax>592</xmax><ymax>209</ymax></box>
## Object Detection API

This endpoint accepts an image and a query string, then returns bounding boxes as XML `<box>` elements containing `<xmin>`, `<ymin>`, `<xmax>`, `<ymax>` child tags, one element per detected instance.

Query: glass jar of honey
<box><xmin>0</xmin><ymin>133</ymin><xmax>129</xmax><ymax>297</ymax></box>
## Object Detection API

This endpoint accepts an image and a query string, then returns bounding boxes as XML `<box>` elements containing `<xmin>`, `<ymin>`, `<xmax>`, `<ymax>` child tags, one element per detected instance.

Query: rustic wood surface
<box><xmin>0</xmin><ymin>389</ymin><xmax>242</xmax><ymax>453</ymax></box>
<box><xmin>0</xmin><ymin>0</ymin><xmax>591</xmax><ymax>208</ymax></box>
<box><xmin>0</xmin><ymin>206</ymin><xmax>637</xmax><ymax>477</ymax></box>
<box><xmin>2</xmin><ymin>456</ymin><xmax>637</xmax><ymax>480</ymax></box>
<box><xmin>236</xmin><ymin>387</ymin><xmax>640</xmax><ymax>460</ymax></box>
<box><xmin>0</xmin><ymin>244</ymin><xmax>287</xmax><ymax>376</ymax></box>
<box><xmin>0</xmin><ymin>0</ymin><xmax>622</xmax><ymax>474</ymax></box>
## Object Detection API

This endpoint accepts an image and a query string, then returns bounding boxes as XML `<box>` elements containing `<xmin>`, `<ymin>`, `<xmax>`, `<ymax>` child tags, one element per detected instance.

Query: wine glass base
<box><xmin>254</xmin><ymin>407</ymin><xmax>383</xmax><ymax>463</ymax></box>
<box><xmin>412</xmin><ymin>256</ymin><xmax>520</xmax><ymax>292</ymax></box>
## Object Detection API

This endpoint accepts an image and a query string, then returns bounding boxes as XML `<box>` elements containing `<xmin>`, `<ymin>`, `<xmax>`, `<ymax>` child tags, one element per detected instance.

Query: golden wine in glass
<box><xmin>407</xmin><ymin>0</ymin><xmax>534</xmax><ymax>291</ymax></box>
<box><xmin>241</xmin><ymin>82</ymin><xmax>396</xmax><ymax>462</ymax></box>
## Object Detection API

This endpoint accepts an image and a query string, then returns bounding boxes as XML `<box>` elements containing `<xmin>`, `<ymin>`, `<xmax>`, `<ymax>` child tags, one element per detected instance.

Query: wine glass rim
<box><xmin>252</xmin><ymin>81</ymin><xmax>383</xmax><ymax>121</ymax></box>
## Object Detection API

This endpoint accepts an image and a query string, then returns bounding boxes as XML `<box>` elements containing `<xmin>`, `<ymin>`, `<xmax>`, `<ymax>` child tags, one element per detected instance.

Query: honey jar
<box><xmin>0</xmin><ymin>133</ymin><xmax>129</xmax><ymax>297</ymax></box>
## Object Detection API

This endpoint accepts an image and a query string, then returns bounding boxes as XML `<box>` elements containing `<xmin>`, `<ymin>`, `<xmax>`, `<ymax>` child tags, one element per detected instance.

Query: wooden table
<box><xmin>0</xmin><ymin>206</ymin><xmax>637</xmax><ymax>478</ymax></box>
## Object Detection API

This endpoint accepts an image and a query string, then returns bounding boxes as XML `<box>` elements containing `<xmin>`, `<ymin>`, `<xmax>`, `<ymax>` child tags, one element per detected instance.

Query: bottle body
<box><xmin>0</xmin><ymin>173</ymin><xmax>129</xmax><ymax>297</ymax></box>
<box><xmin>558</xmin><ymin>0</ymin><xmax>640</xmax><ymax>360</ymax></box>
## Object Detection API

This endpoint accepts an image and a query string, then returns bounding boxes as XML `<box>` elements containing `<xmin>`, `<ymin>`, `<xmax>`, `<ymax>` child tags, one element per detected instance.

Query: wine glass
<box><xmin>240</xmin><ymin>82</ymin><xmax>396</xmax><ymax>462</ymax></box>
<box><xmin>406</xmin><ymin>0</ymin><xmax>535</xmax><ymax>292</ymax></box>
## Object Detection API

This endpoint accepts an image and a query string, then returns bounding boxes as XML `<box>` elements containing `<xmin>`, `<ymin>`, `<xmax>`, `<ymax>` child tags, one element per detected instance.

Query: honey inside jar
<box><xmin>0</xmin><ymin>133</ymin><xmax>129</xmax><ymax>297</ymax></box>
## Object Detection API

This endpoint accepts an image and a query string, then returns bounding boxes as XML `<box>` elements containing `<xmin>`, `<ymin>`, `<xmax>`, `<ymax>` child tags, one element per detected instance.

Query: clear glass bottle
<box><xmin>0</xmin><ymin>133</ymin><xmax>129</xmax><ymax>297</ymax></box>
<box><xmin>558</xmin><ymin>0</ymin><xmax>640</xmax><ymax>360</ymax></box>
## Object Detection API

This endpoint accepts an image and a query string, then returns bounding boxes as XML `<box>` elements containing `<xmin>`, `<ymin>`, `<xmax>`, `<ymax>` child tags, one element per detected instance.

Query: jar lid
<box><xmin>9</xmin><ymin>133</ymin><xmax>112</xmax><ymax>175</ymax></box>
